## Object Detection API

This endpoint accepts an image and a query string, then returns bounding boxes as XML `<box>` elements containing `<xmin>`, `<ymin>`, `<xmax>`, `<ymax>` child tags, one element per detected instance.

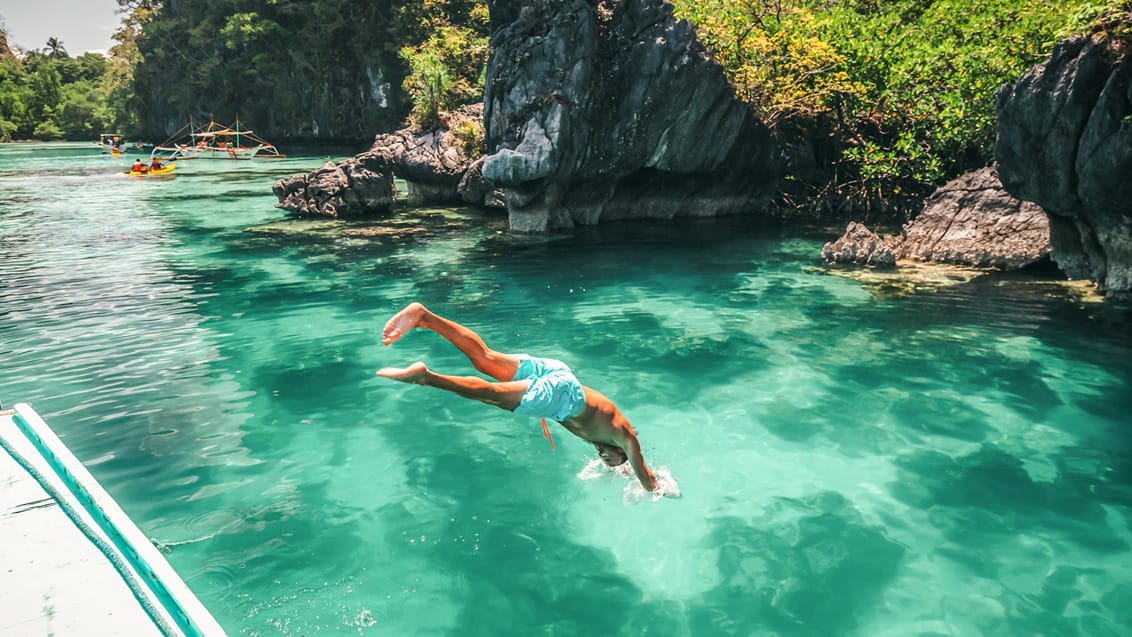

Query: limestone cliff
<box><xmin>996</xmin><ymin>35</ymin><xmax>1132</xmax><ymax>299</ymax></box>
<box><xmin>481</xmin><ymin>0</ymin><xmax>778</xmax><ymax>231</ymax></box>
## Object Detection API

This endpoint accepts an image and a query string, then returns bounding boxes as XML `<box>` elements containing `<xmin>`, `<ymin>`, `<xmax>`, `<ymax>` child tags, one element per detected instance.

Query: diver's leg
<box><xmin>377</xmin><ymin>362</ymin><xmax>528</xmax><ymax>410</ymax></box>
<box><xmin>381</xmin><ymin>302</ymin><xmax>521</xmax><ymax>381</ymax></box>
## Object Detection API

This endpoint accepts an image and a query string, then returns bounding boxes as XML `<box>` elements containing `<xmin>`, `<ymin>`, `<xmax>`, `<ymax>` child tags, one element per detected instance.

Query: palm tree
<box><xmin>45</xmin><ymin>37</ymin><xmax>67</xmax><ymax>58</ymax></box>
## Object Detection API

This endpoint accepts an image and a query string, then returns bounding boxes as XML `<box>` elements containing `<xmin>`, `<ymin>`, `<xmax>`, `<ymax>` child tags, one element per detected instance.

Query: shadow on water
<box><xmin>891</xmin><ymin>444</ymin><xmax>1132</xmax><ymax>635</ymax></box>
<box><xmin>688</xmin><ymin>492</ymin><xmax>905</xmax><ymax>637</ymax></box>
<box><xmin>895</xmin><ymin>446</ymin><xmax>1110</xmax><ymax>540</ymax></box>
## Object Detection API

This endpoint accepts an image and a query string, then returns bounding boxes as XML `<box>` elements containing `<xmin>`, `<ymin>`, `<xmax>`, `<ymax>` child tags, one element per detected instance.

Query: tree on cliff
<box><xmin>398</xmin><ymin>1</ymin><xmax>489</xmax><ymax>128</ymax></box>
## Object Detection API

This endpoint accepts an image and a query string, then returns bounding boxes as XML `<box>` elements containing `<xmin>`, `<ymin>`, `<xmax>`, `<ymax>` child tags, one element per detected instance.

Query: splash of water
<box><xmin>577</xmin><ymin>458</ymin><xmax>681</xmax><ymax>504</ymax></box>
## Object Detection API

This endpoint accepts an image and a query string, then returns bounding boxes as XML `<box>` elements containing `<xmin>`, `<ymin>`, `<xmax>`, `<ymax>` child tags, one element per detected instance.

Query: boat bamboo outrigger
<box><xmin>153</xmin><ymin>115</ymin><xmax>285</xmax><ymax>161</ymax></box>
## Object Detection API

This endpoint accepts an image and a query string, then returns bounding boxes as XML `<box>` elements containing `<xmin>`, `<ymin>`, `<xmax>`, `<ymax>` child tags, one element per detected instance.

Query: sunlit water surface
<box><xmin>2</xmin><ymin>142</ymin><xmax>1131</xmax><ymax>636</ymax></box>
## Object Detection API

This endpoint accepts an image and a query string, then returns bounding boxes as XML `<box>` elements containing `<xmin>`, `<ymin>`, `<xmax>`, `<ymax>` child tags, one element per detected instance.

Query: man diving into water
<box><xmin>376</xmin><ymin>302</ymin><xmax>661</xmax><ymax>493</ymax></box>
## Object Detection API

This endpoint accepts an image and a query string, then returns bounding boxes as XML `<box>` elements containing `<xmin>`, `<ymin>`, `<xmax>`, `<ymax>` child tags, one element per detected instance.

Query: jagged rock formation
<box><xmin>896</xmin><ymin>167</ymin><xmax>1050</xmax><ymax>269</ymax></box>
<box><xmin>996</xmin><ymin>34</ymin><xmax>1132</xmax><ymax>299</ymax></box>
<box><xmin>273</xmin><ymin>152</ymin><xmax>396</xmax><ymax>217</ymax></box>
<box><xmin>481</xmin><ymin>0</ymin><xmax>778</xmax><ymax>232</ymax></box>
<box><xmin>273</xmin><ymin>105</ymin><xmax>497</xmax><ymax>217</ymax></box>
<box><xmin>371</xmin><ymin>105</ymin><xmax>495</xmax><ymax>205</ymax></box>
<box><xmin>823</xmin><ymin>167</ymin><xmax>1050</xmax><ymax>269</ymax></box>
<box><xmin>822</xmin><ymin>222</ymin><xmax>897</xmax><ymax>268</ymax></box>
<box><xmin>0</xmin><ymin>27</ymin><xmax>12</xmax><ymax>58</ymax></box>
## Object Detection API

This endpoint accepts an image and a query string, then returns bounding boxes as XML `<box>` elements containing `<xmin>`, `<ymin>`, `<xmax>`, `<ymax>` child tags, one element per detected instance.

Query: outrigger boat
<box><xmin>153</xmin><ymin>116</ymin><xmax>285</xmax><ymax>160</ymax></box>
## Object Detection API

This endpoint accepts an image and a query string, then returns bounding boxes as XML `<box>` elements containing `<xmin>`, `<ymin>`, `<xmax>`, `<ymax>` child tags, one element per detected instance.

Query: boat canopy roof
<box><xmin>156</xmin><ymin>116</ymin><xmax>275</xmax><ymax>147</ymax></box>
<box><xmin>189</xmin><ymin>129</ymin><xmax>255</xmax><ymax>137</ymax></box>
<box><xmin>152</xmin><ymin>116</ymin><xmax>284</xmax><ymax>157</ymax></box>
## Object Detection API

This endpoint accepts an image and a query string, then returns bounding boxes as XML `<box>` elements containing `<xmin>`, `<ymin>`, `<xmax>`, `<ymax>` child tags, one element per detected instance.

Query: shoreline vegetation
<box><xmin>2</xmin><ymin>1</ymin><xmax>1129</xmax><ymax>220</ymax></box>
<box><xmin>669</xmin><ymin>0</ymin><xmax>1132</xmax><ymax>220</ymax></box>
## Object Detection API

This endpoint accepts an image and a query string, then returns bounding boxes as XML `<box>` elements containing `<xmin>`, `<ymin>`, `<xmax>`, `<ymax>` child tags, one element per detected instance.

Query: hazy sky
<box><xmin>1</xmin><ymin>0</ymin><xmax>122</xmax><ymax>55</ymax></box>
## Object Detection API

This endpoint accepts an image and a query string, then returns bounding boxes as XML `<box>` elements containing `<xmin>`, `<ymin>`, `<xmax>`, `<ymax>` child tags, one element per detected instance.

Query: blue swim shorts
<box><xmin>511</xmin><ymin>354</ymin><xmax>586</xmax><ymax>422</ymax></box>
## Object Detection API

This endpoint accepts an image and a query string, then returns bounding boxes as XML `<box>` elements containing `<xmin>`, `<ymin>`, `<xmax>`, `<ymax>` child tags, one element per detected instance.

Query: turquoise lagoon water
<box><xmin>1</xmin><ymin>142</ymin><xmax>1131</xmax><ymax>636</ymax></box>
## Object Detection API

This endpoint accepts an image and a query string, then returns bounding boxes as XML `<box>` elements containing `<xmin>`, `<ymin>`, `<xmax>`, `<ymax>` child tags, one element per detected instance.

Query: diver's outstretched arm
<box><xmin>619</xmin><ymin>428</ymin><xmax>658</xmax><ymax>491</ymax></box>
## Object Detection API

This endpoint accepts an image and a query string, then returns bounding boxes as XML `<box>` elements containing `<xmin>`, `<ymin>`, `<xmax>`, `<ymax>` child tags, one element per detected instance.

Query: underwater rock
<box><xmin>245</xmin><ymin>219</ymin><xmax>344</xmax><ymax>237</ymax></box>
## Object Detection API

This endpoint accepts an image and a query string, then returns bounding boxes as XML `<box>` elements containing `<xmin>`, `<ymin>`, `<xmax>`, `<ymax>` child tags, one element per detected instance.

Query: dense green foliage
<box><xmin>2</xmin><ymin>0</ymin><xmax>488</xmax><ymax>142</ymax></box>
<box><xmin>0</xmin><ymin>37</ymin><xmax>116</xmax><ymax>140</ymax></box>
<box><xmin>0</xmin><ymin>10</ymin><xmax>147</xmax><ymax>141</ymax></box>
<box><xmin>670</xmin><ymin>0</ymin><xmax>1131</xmax><ymax>217</ymax></box>
<box><xmin>399</xmin><ymin>2</ymin><xmax>489</xmax><ymax>127</ymax></box>
<box><xmin>124</xmin><ymin>0</ymin><xmax>488</xmax><ymax>141</ymax></box>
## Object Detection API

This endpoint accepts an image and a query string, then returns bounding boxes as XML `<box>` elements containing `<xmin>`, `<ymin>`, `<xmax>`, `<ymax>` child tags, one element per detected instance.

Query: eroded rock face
<box><xmin>897</xmin><ymin>167</ymin><xmax>1050</xmax><ymax>269</ymax></box>
<box><xmin>272</xmin><ymin>105</ymin><xmax>498</xmax><ymax>217</ymax></box>
<box><xmin>822</xmin><ymin>167</ymin><xmax>1051</xmax><ymax>270</ymax></box>
<box><xmin>483</xmin><ymin>0</ymin><xmax>778</xmax><ymax>232</ymax></box>
<box><xmin>821</xmin><ymin>222</ymin><xmax>897</xmax><ymax>268</ymax></box>
<box><xmin>369</xmin><ymin>105</ymin><xmax>487</xmax><ymax>205</ymax></box>
<box><xmin>997</xmin><ymin>35</ymin><xmax>1132</xmax><ymax>298</ymax></box>
<box><xmin>272</xmin><ymin>152</ymin><xmax>395</xmax><ymax>217</ymax></box>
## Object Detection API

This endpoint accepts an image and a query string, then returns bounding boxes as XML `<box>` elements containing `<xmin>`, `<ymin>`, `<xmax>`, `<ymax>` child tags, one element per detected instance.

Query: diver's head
<box><xmin>596</xmin><ymin>443</ymin><xmax>627</xmax><ymax>467</ymax></box>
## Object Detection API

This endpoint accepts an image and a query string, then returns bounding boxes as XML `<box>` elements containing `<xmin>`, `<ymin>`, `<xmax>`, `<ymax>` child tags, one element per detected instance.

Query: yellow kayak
<box><xmin>127</xmin><ymin>163</ymin><xmax>176</xmax><ymax>177</ymax></box>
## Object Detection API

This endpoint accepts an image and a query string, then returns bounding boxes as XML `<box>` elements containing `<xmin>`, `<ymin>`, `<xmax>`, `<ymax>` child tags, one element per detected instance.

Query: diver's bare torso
<box><xmin>560</xmin><ymin>387</ymin><xmax>657</xmax><ymax>489</ymax></box>
<box><xmin>559</xmin><ymin>387</ymin><xmax>632</xmax><ymax>446</ymax></box>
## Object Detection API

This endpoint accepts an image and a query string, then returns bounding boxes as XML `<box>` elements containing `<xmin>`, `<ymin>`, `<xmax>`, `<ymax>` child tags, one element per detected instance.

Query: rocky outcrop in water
<box><xmin>373</xmin><ymin>105</ymin><xmax>497</xmax><ymax>206</ymax></box>
<box><xmin>481</xmin><ymin>0</ymin><xmax>778</xmax><ymax>232</ymax></box>
<box><xmin>896</xmin><ymin>167</ymin><xmax>1051</xmax><ymax>269</ymax></box>
<box><xmin>273</xmin><ymin>152</ymin><xmax>396</xmax><ymax>217</ymax></box>
<box><xmin>996</xmin><ymin>34</ymin><xmax>1132</xmax><ymax>299</ymax></box>
<box><xmin>822</xmin><ymin>222</ymin><xmax>897</xmax><ymax>268</ymax></box>
<box><xmin>273</xmin><ymin>105</ymin><xmax>497</xmax><ymax>217</ymax></box>
<box><xmin>823</xmin><ymin>167</ymin><xmax>1051</xmax><ymax>269</ymax></box>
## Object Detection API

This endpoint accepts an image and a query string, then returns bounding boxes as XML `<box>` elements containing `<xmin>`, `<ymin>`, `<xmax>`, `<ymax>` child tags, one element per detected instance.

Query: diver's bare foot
<box><xmin>376</xmin><ymin>361</ymin><xmax>429</xmax><ymax>385</ymax></box>
<box><xmin>382</xmin><ymin>302</ymin><xmax>428</xmax><ymax>346</ymax></box>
